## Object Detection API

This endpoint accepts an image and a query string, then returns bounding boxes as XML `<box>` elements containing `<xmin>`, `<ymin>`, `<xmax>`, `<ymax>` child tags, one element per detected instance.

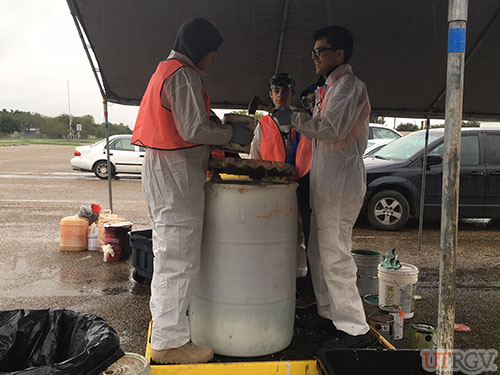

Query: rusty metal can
<box><xmin>368</xmin><ymin>313</ymin><xmax>394</xmax><ymax>342</ymax></box>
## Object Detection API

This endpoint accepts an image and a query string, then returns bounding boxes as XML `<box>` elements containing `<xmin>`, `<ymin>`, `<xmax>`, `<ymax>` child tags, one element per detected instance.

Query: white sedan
<box><xmin>70</xmin><ymin>134</ymin><xmax>144</xmax><ymax>178</ymax></box>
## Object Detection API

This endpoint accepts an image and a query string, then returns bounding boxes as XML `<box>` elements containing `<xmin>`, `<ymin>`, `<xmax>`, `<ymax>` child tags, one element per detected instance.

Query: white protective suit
<box><xmin>291</xmin><ymin>64</ymin><xmax>371</xmax><ymax>336</ymax></box>
<box><xmin>142</xmin><ymin>50</ymin><xmax>232</xmax><ymax>350</ymax></box>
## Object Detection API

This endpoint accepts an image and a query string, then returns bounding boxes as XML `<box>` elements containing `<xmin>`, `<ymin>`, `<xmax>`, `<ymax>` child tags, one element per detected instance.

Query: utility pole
<box><xmin>67</xmin><ymin>80</ymin><xmax>73</xmax><ymax>139</ymax></box>
<box><xmin>437</xmin><ymin>1</ymin><xmax>468</xmax><ymax>374</ymax></box>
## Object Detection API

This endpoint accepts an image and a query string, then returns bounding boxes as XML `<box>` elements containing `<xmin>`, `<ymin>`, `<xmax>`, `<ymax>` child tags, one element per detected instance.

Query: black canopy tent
<box><xmin>66</xmin><ymin>0</ymin><xmax>500</xmax><ymax>119</ymax></box>
<box><xmin>66</xmin><ymin>1</ymin><xmax>498</xmax><ymax>371</ymax></box>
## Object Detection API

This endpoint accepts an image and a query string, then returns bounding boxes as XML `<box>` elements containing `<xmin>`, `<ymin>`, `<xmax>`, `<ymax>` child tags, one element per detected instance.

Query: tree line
<box><xmin>370</xmin><ymin>115</ymin><xmax>481</xmax><ymax>131</ymax></box>
<box><xmin>0</xmin><ymin>109</ymin><xmax>132</xmax><ymax>139</ymax></box>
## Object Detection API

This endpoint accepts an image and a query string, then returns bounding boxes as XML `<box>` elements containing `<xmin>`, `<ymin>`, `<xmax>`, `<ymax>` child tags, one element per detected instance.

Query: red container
<box><xmin>104</xmin><ymin>222</ymin><xmax>132</xmax><ymax>261</ymax></box>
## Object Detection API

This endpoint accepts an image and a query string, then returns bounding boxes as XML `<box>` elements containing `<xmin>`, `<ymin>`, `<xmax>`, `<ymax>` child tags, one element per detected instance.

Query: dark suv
<box><xmin>362</xmin><ymin>128</ymin><xmax>500</xmax><ymax>230</ymax></box>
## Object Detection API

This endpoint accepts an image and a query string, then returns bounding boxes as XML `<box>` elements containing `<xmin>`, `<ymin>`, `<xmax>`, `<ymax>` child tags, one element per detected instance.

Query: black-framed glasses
<box><xmin>311</xmin><ymin>47</ymin><xmax>334</xmax><ymax>58</ymax></box>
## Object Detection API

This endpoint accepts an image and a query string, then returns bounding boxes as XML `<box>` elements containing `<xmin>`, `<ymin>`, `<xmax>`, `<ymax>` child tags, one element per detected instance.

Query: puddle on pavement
<box><xmin>461</xmin><ymin>218</ymin><xmax>492</xmax><ymax>228</ymax></box>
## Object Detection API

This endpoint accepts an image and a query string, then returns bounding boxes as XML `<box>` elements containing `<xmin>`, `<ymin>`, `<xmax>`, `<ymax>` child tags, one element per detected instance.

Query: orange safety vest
<box><xmin>131</xmin><ymin>59</ymin><xmax>211</xmax><ymax>151</ymax></box>
<box><xmin>258</xmin><ymin>115</ymin><xmax>312</xmax><ymax>180</ymax></box>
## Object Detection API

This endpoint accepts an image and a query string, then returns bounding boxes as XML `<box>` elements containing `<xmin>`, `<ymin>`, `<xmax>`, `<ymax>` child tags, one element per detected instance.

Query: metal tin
<box><xmin>408</xmin><ymin>323</ymin><xmax>438</xmax><ymax>349</ymax></box>
<box><xmin>368</xmin><ymin>313</ymin><xmax>394</xmax><ymax>342</ymax></box>
<box><xmin>102</xmin><ymin>352</ymin><xmax>151</xmax><ymax>374</ymax></box>
<box><xmin>379</xmin><ymin>304</ymin><xmax>404</xmax><ymax>340</ymax></box>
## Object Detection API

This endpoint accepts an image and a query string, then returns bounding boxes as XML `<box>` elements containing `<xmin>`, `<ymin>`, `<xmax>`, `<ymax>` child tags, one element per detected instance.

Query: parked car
<box><xmin>369</xmin><ymin>123</ymin><xmax>402</xmax><ymax>141</ymax></box>
<box><xmin>362</xmin><ymin>128</ymin><xmax>500</xmax><ymax>230</ymax></box>
<box><xmin>364</xmin><ymin>138</ymin><xmax>395</xmax><ymax>157</ymax></box>
<box><xmin>71</xmin><ymin>134</ymin><xmax>144</xmax><ymax>179</ymax></box>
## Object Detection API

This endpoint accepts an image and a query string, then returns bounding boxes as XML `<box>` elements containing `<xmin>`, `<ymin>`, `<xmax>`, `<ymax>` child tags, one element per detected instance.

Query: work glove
<box><xmin>230</xmin><ymin>122</ymin><xmax>253</xmax><ymax>146</ymax></box>
<box><xmin>273</xmin><ymin>108</ymin><xmax>293</xmax><ymax>126</ymax></box>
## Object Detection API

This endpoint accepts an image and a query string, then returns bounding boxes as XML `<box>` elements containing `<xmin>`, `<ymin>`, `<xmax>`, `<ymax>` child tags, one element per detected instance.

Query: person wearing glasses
<box><xmin>249</xmin><ymin>73</ymin><xmax>315</xmax><ymax>310</ymax></box>
<box><xmin>290</xmin><ymin>25</ymin><xmax>373</xmax><ymax>348</ymax></box>
<box><xmin>132</xmin><ymin>18</ymin><xmax>253</xmax><ymax>364</ymax></box>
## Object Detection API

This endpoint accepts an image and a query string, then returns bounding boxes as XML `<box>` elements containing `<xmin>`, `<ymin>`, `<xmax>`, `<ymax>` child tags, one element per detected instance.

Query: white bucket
<box><xmin>352</xmin><ymin>250</ymin><xmax>381</xmax><ymax>297</ymax></box>
<box><xmin>378</xmin><ymin>263</ymin><xmax>419</xmax><ymax>319</ymax></box>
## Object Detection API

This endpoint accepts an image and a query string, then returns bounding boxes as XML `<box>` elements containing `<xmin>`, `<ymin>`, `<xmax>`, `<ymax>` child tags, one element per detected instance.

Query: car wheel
<box><xmin>93</xmin><ymin>160</ymin><xmax>115</xmax><ymax>179</ymax></box>
<box><xmin>367</xmin><ymin>190</ymin><xmax>410</xmax><ymax>230</ymax></box>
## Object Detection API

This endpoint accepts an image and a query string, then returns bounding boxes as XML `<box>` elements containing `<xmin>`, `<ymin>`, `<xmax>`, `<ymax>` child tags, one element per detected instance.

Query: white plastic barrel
<box><xmin>189</xmin><ymin>180</ymin><xmax>298</xmax><ymax>357</ymax></box>
<box><xmin>378</xmin><ymin>263</ymin><xmax>419</xmax><ymax>319</ymax></box>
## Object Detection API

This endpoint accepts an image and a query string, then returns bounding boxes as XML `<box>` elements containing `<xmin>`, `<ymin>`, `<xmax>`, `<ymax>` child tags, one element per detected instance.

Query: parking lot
<box><xmin>0</xmin><ymin>144</ymin><xmax>499</xmax><ymax>358</ymax></box>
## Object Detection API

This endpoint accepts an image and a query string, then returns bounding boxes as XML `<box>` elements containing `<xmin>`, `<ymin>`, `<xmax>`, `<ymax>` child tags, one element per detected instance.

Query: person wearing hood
<box><xmin>289</xmin><ymin>25</ymin><xmax>373</xmax><ymax>348</ymax></box>
<box><xmin>132</xmin><ymin>18</ymin><xmax>253</xmax><ymax>364</ymax></box>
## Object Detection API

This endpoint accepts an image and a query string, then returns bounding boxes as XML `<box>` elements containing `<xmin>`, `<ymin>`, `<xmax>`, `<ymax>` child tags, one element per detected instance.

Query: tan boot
<box><xmin>150</xmin><ymin>342</ymin><xmax>214</xmax><ymax>364</ymax></box>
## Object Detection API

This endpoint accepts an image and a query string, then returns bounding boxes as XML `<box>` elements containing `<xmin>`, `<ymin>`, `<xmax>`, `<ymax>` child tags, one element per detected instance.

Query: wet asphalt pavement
<box><xmin>0</xmin><ymin>144</ymin><xmax>499</xmax><ymax>362</ymax></box>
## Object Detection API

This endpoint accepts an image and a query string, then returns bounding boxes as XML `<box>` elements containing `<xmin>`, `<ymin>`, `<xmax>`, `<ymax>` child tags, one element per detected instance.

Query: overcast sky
<box><xmin>0</xmin><ymin>0</ymin><xmax>140</xmax><ymax>127</ymax></box>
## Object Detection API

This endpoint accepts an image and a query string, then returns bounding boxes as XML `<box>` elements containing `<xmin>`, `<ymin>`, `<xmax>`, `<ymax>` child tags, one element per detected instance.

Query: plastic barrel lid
<box><xmin>102</xmin><ymin>352</ymin><xmax>151</xmax><ymax>375</ymax></box>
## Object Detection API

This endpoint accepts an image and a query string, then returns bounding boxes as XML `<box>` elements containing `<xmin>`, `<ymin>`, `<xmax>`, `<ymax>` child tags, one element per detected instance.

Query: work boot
<box><xmin>150</xmin><ymin>342</ymin><xmax>214</xmax><ymax>364</ymax></box>
<box><xmin>322</xmin><ymin>331</ymin><xmax>375</xmax><ymax>349</ymax></box>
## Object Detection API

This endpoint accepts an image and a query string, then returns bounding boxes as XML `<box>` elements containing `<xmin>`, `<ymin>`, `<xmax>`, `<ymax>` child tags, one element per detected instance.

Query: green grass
<box><xmin>0</xmin><ymin>139</ymin><xmax>96</xmax><ymax>146</ymax></box>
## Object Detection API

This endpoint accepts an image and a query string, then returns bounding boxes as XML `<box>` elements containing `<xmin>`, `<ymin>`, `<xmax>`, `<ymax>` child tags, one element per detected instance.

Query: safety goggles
<box><xmin>270</xmin><ymin>73</ymin><xmax>296</xmax><ymax>89</ymax></box>
<box><xmin>311</xmin><ymin>47</ymin><xmax>335</xmax><ymax>58</ymax></box>
<box><xmin>301</xmin><ymin>94</ymin><xmax>315</xmax><ymax>110</ymax></box>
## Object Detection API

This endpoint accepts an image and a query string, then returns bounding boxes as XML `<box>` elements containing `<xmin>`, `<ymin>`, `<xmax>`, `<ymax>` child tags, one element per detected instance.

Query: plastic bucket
<box><xmin>378</xmin><ymin>263</ymin><xmax>419</xmax><ymax>319</ymax></box>
<box><xmin>352</xmin><ymin>250</ymin><xmax>381</xmax><ymax>297</ymax></box>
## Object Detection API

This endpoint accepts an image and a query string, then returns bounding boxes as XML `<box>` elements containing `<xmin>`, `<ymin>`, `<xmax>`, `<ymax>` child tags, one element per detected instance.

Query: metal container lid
<box><xmin>102</xmin><ymin>352</ymin><xmax>150</xmax><ymax>375</ymax></box>
<box><xmin>379</xmin><ymin>304</ymin><xmax>403</xmax><ymax>314</ymax></box>
<box><xmin>410</xmin><ymin>323</ymin><xmax>436</xmax><ymax>332</ymax></box>
<box><xmin>368</xmin><ymin>313</ymin><xmax>394</xmax><ymax>323</ymax></box>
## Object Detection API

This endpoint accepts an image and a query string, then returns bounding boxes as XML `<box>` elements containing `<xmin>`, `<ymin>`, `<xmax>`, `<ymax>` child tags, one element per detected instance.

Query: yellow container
<box><xmin>60</xmin><ymin>215</ymin><xmax>89</xmax><ymax>251</ymax></box>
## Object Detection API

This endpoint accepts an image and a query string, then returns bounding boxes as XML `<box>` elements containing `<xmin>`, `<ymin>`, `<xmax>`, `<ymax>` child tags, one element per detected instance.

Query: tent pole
<box><xmin>69</xmin><ymin>2</ymin><xmax>114</xmax><ymax>212</ymax></box>
<box><xmin>437</xmin><ymin>1</ymin><xmax>468</xmax><ymax>374</ymax></box>
<box><xmin>426</xmin><ymin>2</ymin><xmax>500</xmax><ymax>116</ymax></box>
<box><xmin>273</xmin><ymin>0</ymin><xmax>290</xmax><ymax>74</ymax></box>
<box><xmin>103</xmin><ymin>98</ymin><xmax>113</xmax><ymax>213</ymax></box>
<box><xmin>417</xmin><ymin>116</ymin><xmax>431</xmax><ymax>251</ymax></box>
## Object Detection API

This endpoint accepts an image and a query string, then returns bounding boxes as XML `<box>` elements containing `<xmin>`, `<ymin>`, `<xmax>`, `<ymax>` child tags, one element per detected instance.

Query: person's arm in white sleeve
<box><xmin>292</xmin><ymin>75</ymin><xmax>366</xmax><ymax>142</ymax></box>
<box><xmin>164</xmin><ymin>67</ymin><xmax>233</xmax><ymax>145</ymax></box>
<box><xmin>249</xmin><ymin>122</ymin><xmax>262</xmax><ymax>159</ymax></box>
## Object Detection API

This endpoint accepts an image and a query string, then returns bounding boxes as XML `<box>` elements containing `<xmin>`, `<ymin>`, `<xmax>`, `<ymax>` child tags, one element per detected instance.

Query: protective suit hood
<box><xmin>173</xmin><ymin>18</ymin><xmax>223</xmax><ymax>66</ymax></box>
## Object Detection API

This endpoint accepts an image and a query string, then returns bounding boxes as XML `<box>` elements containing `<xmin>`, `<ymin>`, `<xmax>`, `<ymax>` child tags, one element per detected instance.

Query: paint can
<box><xmin>408</xmin><ymin>323</ymin><xmax>438</xmax><ymax>349</ymax></box>
<box><xmin>352</xmin><ymin>250</ymin><xmax>381</xmax><ymax>297</ymax></box>
<box><xmin>368</xmin><ymin>313</ymin><xmax>394</xmax><ymax>342</ymax></box>
<box><xmin>379</xmin><ymin>304</ymin><xmax>404</xmax><ymax>340</ymax></box>
<box><xmin>101</xmin><ymin>352</ymin><xmax>150</xmax><ymax>374</ymax></box>
<box><xmin>378</xmin><ymin>262</ymin><xmax>419</xmax><ymax>318</ymax></box>
<box><xmin>104</xmin><ymin>221</ymin><xmax>133</xmax><ymax>261</ymax></box>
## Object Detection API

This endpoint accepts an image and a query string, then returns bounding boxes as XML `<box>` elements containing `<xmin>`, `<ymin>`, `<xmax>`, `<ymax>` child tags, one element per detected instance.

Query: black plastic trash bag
<box><xmin>0</xmin><ymin>309</ymin><xmax>124</xmax><ymax>375</ymax></box>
